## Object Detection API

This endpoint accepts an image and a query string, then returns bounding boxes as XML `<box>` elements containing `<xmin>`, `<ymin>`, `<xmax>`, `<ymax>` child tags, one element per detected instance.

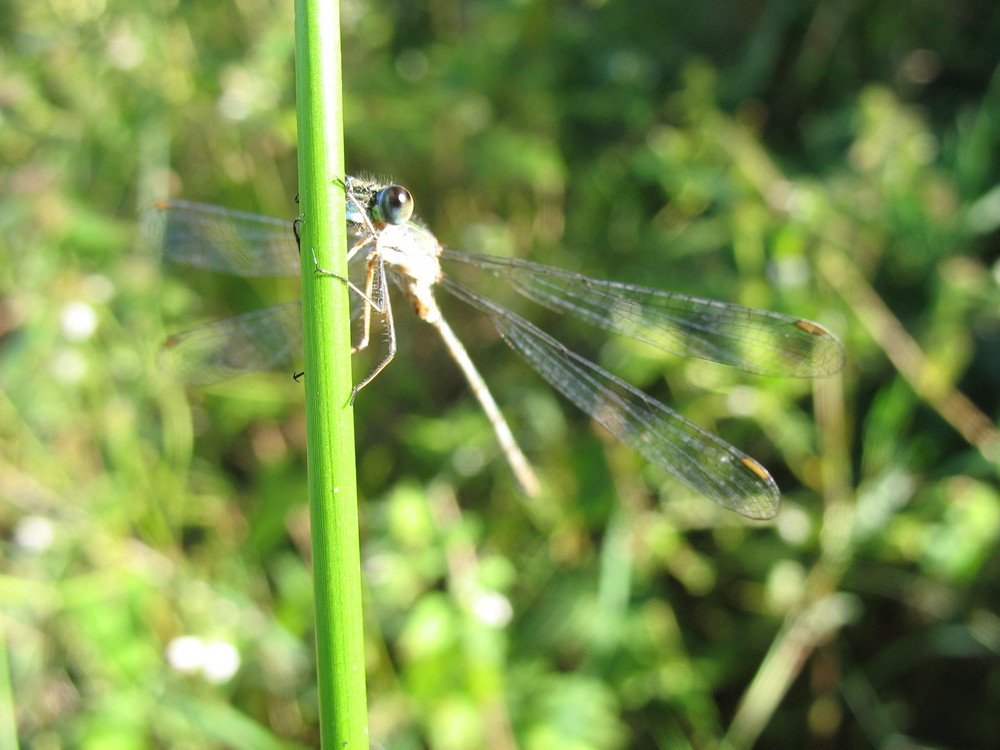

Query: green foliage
<box><xmin>3</xmin><ymin>0</ymin><xmax>1000</xmax><ymax>748</ymax></box>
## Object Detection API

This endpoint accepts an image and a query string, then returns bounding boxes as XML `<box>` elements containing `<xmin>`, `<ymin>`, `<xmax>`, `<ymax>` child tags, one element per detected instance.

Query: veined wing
<box><xmin>441</xmin><ymin>249</ymin><xmax>844</xmax><ymax>378</ymax></box>
<box><xmin>441</xmin><ymin>277</ymin><xmax>780</xmax><ymax>519</ymax></box>
<box><xmin>144</xmin><ymin>200</ymin><xmax>301</xmax><ymax>277</ymax></box>
<box><xmin>160</xmin><ymin>302</ymin><xmax>304</xmax><ymax>384</ymax></box>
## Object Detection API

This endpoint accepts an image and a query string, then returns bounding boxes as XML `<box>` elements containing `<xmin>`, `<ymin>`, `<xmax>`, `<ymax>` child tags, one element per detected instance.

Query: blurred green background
<box><xmin>3</xmin><ymin>0</ymin><xmax>1000</xmax><ymax>747</ymax></box>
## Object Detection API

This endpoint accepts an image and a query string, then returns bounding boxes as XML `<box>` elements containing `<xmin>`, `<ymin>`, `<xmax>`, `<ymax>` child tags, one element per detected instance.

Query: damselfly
<box><xmin>146</xmin><ymin>176</ymin><xmax>844</xmax><ymax>519</ymax></box>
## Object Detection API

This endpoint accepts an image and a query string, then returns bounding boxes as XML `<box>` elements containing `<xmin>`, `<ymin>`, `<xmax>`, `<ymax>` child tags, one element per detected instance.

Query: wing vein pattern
<box><xmin>441</xmin><ymin>276</ymin><xmax>780</xmax><ymax>519</ymax></box>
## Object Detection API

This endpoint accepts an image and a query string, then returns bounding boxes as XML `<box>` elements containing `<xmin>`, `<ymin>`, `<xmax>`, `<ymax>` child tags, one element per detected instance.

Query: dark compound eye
<box><xmin>373</xmin><ymin>184</ymin><xmax>413</xmax><ymax>225</ymax></box>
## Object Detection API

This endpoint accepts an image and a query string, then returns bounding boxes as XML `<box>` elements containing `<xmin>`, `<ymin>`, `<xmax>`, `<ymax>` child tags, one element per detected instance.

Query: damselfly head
<box><xmin>372</xmin><ymin>185</ymin><xmax>414</xmax><ymax>226</ymax></box>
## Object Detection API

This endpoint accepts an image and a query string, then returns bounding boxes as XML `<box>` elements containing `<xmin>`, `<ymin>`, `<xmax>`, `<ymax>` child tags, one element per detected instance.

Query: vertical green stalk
<box><xmin>294</xmin><ymin>0</ymin><xmax>368</xmax><ymax>747</ymax></box>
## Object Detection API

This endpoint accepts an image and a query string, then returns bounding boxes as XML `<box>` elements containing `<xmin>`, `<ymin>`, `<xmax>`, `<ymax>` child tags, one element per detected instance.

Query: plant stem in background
<box><xmin>294</xmin><ymin>0</ymin><xmax>368</xmax><ymax>746</ymax></box>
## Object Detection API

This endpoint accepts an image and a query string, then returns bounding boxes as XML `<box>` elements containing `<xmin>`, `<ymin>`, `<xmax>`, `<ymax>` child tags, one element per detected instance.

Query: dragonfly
<box><xmin>146</xmin><ymin>175</ymin><xmax>845</xmax><ymax>519</ymax></box>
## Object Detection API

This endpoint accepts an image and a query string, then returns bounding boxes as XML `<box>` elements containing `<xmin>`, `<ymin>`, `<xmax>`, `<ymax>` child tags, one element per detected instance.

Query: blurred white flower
<box><xmin>60</xmin><ymin>302</ymin><xmax>98</xmax><ymax>342</ymax></box>
<box><xmin>165</xmin><ymin>636</ymin><xmax>241</xmax><ymax>684</ymax></box>
<box><xmin>166</xmin><ymin>636</ymin><xmax>205</xmax><ymax>674</ymax></box>
<box><xmin>13</xmin><ymin>516</ymin><xmax>55</xmax><ymax>552</ymax></box>
<box><xmin>471</xmin><ymin>590</ymin><xmax>513</xmax><ymax>628</ymax></box>
<box><xmin>202</xmin><ymin>640</ymin><xmax>241</xmax><ymax>684</ymax></box>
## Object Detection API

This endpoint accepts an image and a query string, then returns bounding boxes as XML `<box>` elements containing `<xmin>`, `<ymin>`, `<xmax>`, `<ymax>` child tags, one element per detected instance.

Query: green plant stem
<box><xmin>293</xmin><ymin>0</ymin><xmax>368</xmax><ymax>747</ymax></box>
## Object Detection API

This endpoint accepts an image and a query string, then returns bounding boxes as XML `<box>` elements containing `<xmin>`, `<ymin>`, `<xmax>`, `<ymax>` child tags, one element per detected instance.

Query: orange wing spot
<box><xmin>152</xmin><ymin>199</ymin><xmax>172</xmax><ymax>210</ymax></box>
<box><xmin>793</xmin><ymin>319</ymin><xmax>827</xmax><ymax>337</ymax></box>
<box><xmin>739</xmin><ymin>457</ymin><xmax>772</xmax><ymax>481</ymax></box>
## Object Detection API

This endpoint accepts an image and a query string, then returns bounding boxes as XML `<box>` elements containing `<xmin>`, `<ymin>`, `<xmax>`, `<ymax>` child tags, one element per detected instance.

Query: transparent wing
<box><xmin>159</xmin><ymin>295</ymin><xmax>371</xmax><ymax>384</ymax></box>
<box><xmin>143</xmin><ymin>200</ymin><xmax>301</xmax><ymax>277</ymax></box>
<box><xmin>441</xmin><ymin>249</ymin><xmax>844</xmax><ymax>378</ymax></box>
<box><xmin>160</xmin><ymin>302</ymin><xmax>305</xmax><ymax>384</ymax></box>
<box><xmin>441</xmin><ymin>277</ymin><xmax>780</xmax><ymax>519</ymax></box>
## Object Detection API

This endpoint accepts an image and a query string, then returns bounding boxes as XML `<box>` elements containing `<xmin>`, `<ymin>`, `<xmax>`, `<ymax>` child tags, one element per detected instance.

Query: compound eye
<box><xmin>374</xmin><ymin>184</ymin><xmax>413</xmax><ymax>225</ymax></box>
